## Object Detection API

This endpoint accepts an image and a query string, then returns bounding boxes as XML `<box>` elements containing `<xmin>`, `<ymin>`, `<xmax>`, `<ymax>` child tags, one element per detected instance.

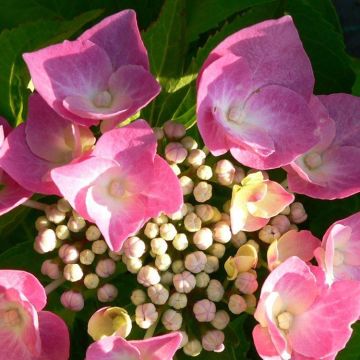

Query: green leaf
<box><xmin>0</xmin><ymin>10</ymin><xmax>102</xmax><ymax>126</ymax></box>
<box><xmin>351</xmin><ymin>57</ymin><xmax>360</xmax><ymax>96</ymax></box>
<box><xmin>286</xmin><ymin>0</ymin><xmax>355</xmax><ymax>93</ymax></box>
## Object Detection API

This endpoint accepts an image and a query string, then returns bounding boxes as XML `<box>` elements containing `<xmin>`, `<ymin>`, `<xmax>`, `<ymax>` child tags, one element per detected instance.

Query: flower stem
<box><xmin>45</xmin><ymin>277</ymin><xmax>65</xmax><ymax>295</ymax></box>
<box><xmin>23</xmin><ymin>199</ymin><xmax>47</xmax><ymax>211</ymax></box>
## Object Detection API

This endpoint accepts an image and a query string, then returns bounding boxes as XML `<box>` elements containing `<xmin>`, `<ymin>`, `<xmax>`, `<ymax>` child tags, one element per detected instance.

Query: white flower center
<box><xmin>304</xmin><ymin>152</ymin><xmax>322</xmax><ymax>169</ymax></box>
<box><xmin>227</xmin><ymin>106</ymin><xmax>245</xmax><ymax>125</ymax></box>
<box><xmin>333</xmin><ymin>249</ymin><xmax>345</xmax><ymax>266</ymax></box>
<box><xmin>109</xmin><ymin>180</ymin><xmax>125</xmax><ymax>198</ymax></box>
<box><xmin>93</xmin><ymin>91</ymin><xmax>112</xmax><ymax>108</ymax></box>
<box><xmin>277</xmin><ymin>311</ymin><xmax>293</xmax><ymax>331</ymax></box>
<box><xmin>3</xmin><ymin>309</ymin><xmax>23</xmax><ymax>327</ymax></box>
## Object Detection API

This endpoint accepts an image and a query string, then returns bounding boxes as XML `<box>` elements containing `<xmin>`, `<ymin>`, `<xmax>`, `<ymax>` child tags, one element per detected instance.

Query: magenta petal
<box><xmin>253</xmin><ymin>325</ymin><xmax>283</xmax><ymax>360</ymax></box>
<box><xmin>79</xmin><ymin>9</ymin><xmax>149</xmax><ymax>70</ymax></box>
<box><xmin>0</xmin><ymin>270</ymin><xmax>46</xmax><ymax>311</ymax></box>
<box><xmin>38</xmin><ymin>311</ymin><xmax>70</xmax><ymax>360</ymax></box>
<box><xmin>131</xmin><ymin>332</ymin><xmax>182</xmax><ymax>360</ymax></box>
<box><xmin>0</xmin><ymin>116</ymin><xmax>12</xmax><ymax>138</ymax></box>
<box><xmin>86</xmin><ymin>336</ymin><xmax>141</xmax><ymax>360</ymax></box>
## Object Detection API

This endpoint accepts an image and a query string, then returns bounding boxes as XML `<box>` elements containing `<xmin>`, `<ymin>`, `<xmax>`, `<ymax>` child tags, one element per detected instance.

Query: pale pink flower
<box><xmin>85</xmin><ymin>332</ymin><xmax>182</xmax><ymax>360</ymax></box>
<box><xmin>315</xmin><ymin>212</ymin><xmax>360</xmax><ymax>284</ymax></box>
<box><xmin>23</xmin><ymin>10</ymin><xmax>160</xmax><ymax>128</ymax></box>
<box><xmin>51</xmin><ymin>120</ymin><xmax>183</xmax><ymax>251</ymax></box>
<box><xmin>197</xmin><ymin>16</ymin><xmax>318</xmax><ymax>169</ymax></box>
<box><xmin>285</xmin><ymin>94</ymin><xmax>360</xmax><ymax>199</ymax></box>
<box><xmin>0</xmin><ymin>94</ymin><xmax>95</xmax><ymax>195</ymax></box>
<box><xmin>230</xmin><ymin>172</ymin><xmax>294</xmax><ymax>233</ymax></box>
<box><xmin>0</xmin><ymin>270</ymin><xmax>69</xmax><ymax>360</ymax></box>
<box><xmin>253</xmin><ymin>257</ymin><xmax>360</xmax><ymax>359</ymax></box>
<box><xmin>267</xmin><ymin>229</ymin><xmax>321</xmax><ymax>271</ymax></box>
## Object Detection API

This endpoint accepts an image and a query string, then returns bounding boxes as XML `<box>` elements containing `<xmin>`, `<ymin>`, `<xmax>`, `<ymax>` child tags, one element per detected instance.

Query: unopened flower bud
<box><xmin>206</xmin><ymin>279</ymin><xmax>224</xmax><ymax>302</ymax></box>
<box><xmin>235</xmin><ymin>272</ymin><xmax>258</xmax><ymax>294</ymax></box>
<box><xmin>63</xmin><ymin>263</ymin><xmax>83</xmax><ymax>282</ymax></box>
<box><xmin>45</xmin><ymin>205</ymin><xmax>66</xmax><ymax>224</ymax></box>
<box><xmin>196</xmin><ymin>272</ymin><xmax>210</xmax><ymax>288</ymax></box>
<box><xmin>228</xmin><ymin>294</ymin><xmax>247</xmax><ymax>314</ymax></box>
<box><xmin>168</xmin><ymin>292</ymin><xmax>187</xmax><ymax>309</ymax></box>
<box><xmin>244</xmin><ymin>294</ymin><xmax>257</xmax><ymax>309</ymax></box>
<box><xmin>160</xmin><ymin>223</ymin><xmax>177</xmax><ymax>241</ymax></box>
<box><xmin>162</xmin><ymin>309</ymin><xmax>182</xmax><ymax>331</ymax></box>
<box><xmin>153</xmin><ymin>127</ymin><xmax>164</xmax><ymax>140</ymax></box>
<box><xmin>181</xmin><ymin>136</ymin><xmax>198</xmax><ymax>150</ymax></box>
<box><xmin>202</xmin><ymin>330</ymin><xmax>225</xmax><ymax>352</ymax></box>
<box><xmin>211</xmin><ymin>310</ymin><xmax>230</xmax><ymax>330</ymax></box>
<box><xmin>108</xmin><ymin>250</ymin><xmax>122</xmax><ymax>261</ymax></box>
<box><xmin>155</xmin><ymin>254</ymin><xmax>172</xmax><ymax>271</ymax></box>
<box><xmin>193</xmin><ymin>299</ymin><xmax>216</xmax><ymax>322</ymax></box>
<box><xmin>56</xmin><ymin>224</ymin><xmax>70</xmax><ymax>240</ymax></box>
<box><xmin>173</xmin><ymin>271</ymin><xmax>196</xmax><ymax>293</ymax></box>
<box><xmin>184</xmin><ymin>339</ymin><xmax>202</xmax><ymax>357</ymax></box>
<box><xmin>270</xmin><ymin>215</ymin><xmax>291</xmax><ymax>234</ymax></box>
<box><xmin>180</xmin><ymin>176</ymin><xmax>194</xmax><ymax>195</ymax></box>
<box><xmin>144</xmin><ymin>222</ymin><xmax>159</xmax><ymax>239</ymax></box>
<box><xmin>258</xmin><ymin>225</ymin><xmax>281</xmax><ymax>244</ymax></box>
<box><xmin>123</xmin><ymin>236</ymin><xmax>146</xmax><ymax>258</ymax></box>
<box><xmin>84</xmin><ymin>273</ymin><xmax>100</xmax><ymax>289</ymax></box>
<box><xmin>193</xmin><ymin>228</ymin><xmax>213</xmax><ymax>250</ymax></box>
<box><xmin>85</xmin><ymin>225</ymin><xmax>101</xmax><ymax>241</ymax></box>
<box><xmin>179</xmin><ymin>331</ymin><xmax>189</xmax><ymax>348</ymax></box>
<box><xmin>92</xmin><ymin>240</ymin><xmax>108</xmax><ymax>255</ymax></box>
<box><xmin>172</xmin><ymin>259</ymin><xmax>185</xmax><ymax>274</ymax></box>
<box><xmin>170</xmin><ymin>163</ymin><xmax>182</xmax><ymax>175</ymax></box>
<box><xmin>165</xmin><ymin>142</ymin><xmax>188</xmax><ymax>164</ymax></box>
<box><xmin>225</xmin><ymin>244</ymin><xmax>258</xmax><ymax>280</ymax></box>
<box><xmin>169</xmin><ymin>204</ymin><xmax>188</xmax><ymax>221</ymax></box>
<box><xmin>88</xmin><ymin>307</ymin><xmax>132</xmax><ymax>341</ymax></box>
<box><xmin>195</xmin><ymin>204</ymin><xmax>214</xmax><ymax>223</ymax></box>
<box><xmin>135</xmin><ymin>303</ymin><xmax>158</xmax><ymax>329</ymax></box>
<box><xmin>161</xmin><ymin>271</ymin><xmax>174</xmax><ymax>285</ymax></box>
<box><xmin>290</xmin><ymin>202</ymin><xmax>307</xmax><ymax>223</ymax></box>
<box><xmin>204</xmin><ymin>255</ymin><xmax>219</xmax><ymax>274</ymax></box>
<box><xmin>150</xmin><ymin>237</ymin><xmax>167</xmax><ymax>255</ymax></box>
<box><xmin>137</xmin><ymin>266</ymin><xmax>160</xmax><ymax>287</ymax></box>
<box><xmin>147</xmin><ymin>283</ymin><xmax>169</xmax><ymax>305</ymax></box>
<box><xmin>208</xmin><ymin>243</ymin><xmax>226</xmax><ymax>258</ymax></box>
<box><xmin>96</xmin><ymin>259</ymin><xmax>116</xmax><ymax>278</ymax></box>
<box><xmin>61</xmin><ymin>290</ymin><xmax>84</xmax><ymax>311</ymax></box>
<box><xmin>173</xmin><ymin>233</ymin><xmax>188</xmax><ymax>251</ymax></box>
<box><xmin>34</xmin><ymin>228</ymin><xmax>57</xmax><ymax>253</ymax></box>
<box><xmin>80</xmin><ymin>249</ymin><xmax>95</xmax><ymax>265</ymax></box>
<box><xmin>185</xmin><ymin>203</ymin><xmax>195</xmax><ymax>213</ymax></box>
<box><xmin>280</xmin><ymin>205</ymin><xmax>291</xmax><ymax>216</ymax></box>
<box><xmin>131</xmin><ymin>289</ymin><xmax>147</xmax><ymax>305</ymax></box>
<box><xmin>222</xmin><ymin>200</ymin><xmax>231</xmax><ymax>214</ymax></box>
<box><xmin>152</xmin><ymin>213</ymin><xmax>169</xmax><ymax>225</ymax></box>
<box><xmin>215</xmin><ymin>159</ymin><xmax>235</xmax><ymax>186</ymax></box>
<box><xmin>59</xmin><ymin>244</ymin><xmax>79</xmax><ymax>264</ymax></box>
<box><xmin>231</xmin><ymin>231</ymin><xmax>247</xmax><ymax>248</ymax></box>
<box><xmin>57</xmin><ymin>198</ymin><xmax>71</xmax><ymax>213</ymax></box>
<box><xmin>234</xmin><ymin>166</ymin><xmax>245</xmax><ymax>183</ymax></box>
<box><xmin>184</xmin><ymin>213</ymin><xmax>202</xmax><ymax>232</ymax></box>
<box><xmin>193</xmin><ymin>181</ymin><xmax>212</xmax><ymax>203</ymax></box>
<box><xmin>35</xmin><ymin>216</ymin><xmax>51</xmax><ymax>231</ymax></box>
<box><xmin>41</xmin><ymin>259</ymin><xmax>61</xmax><ymax>279</ymax></box>
<box><xmin>185</xmin><ymin>251</ymin><xmax>207</xmax><ymax>273</ymax></box>
<box><xmin>246</xmin><ymin>239</ymin><xmax>260</xmax><ymax>252</ymax></box>
<box><xmin>97</xmin><ymin>284</ymin><xmax>118</xmax><ymax>302</ymax></box>
<box><xmin>196</xmin><ymin>165</ymin><xmax>213</xmax><ymax>180</ymax></box>
<box><xmin>213</xmin><ymin>221</ymin><xmax>232</xmax><ymax>244</ymax></box>
<box><xmin>126</xmin><ymin>257</ymin><xmax>143</xmax><ymax>274</ymax></box>
<box><xmin>163</xmin><ymin>120</ymin><xmax>186</xmax><ymax>139</ymax></box>
<box><xmin>67</xmin><ymin>216</ymin><xmax>86</xmax><ymax>232</ymax></box>
<box><xmin>187</xmin><ymin>149</ymin><xmax>206</xmax><ymax>168</ymax></box>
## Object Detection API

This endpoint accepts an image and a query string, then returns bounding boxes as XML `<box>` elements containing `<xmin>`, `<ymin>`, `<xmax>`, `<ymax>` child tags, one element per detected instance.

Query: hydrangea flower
<box><xmin>23</xmin><ymin>10</ymin><xmax>160</xmax><ymax>128</ymax></box>
<box><xmin>0</xmin><ymin>270</ymin><xmax>69</xmax><ymax>360</ymax></box>
<box><xmin>0</xmin><ymin>94</ymin><xmax>95</xmax><ymax>195</ymax></box>
<box><xmin>51</xmin><ymin>120</ymin><xmax>183</xmax><ymax>251</ymax></box>
<box><xmin>315</xmin><ymin>212</ymin><xmax>360</xmax><ymax>284</ymax></box>
<box><xmin>230</xmin><ymin>172</ymin><xmax>294</xmax><ymax>233</ymax></box>
<box><xmin>0</xmin><ymin>118</ymin><xmax>32</xmax><ymax>215</ymax></box>
<box><xmin>253</xmin><ymin>257</ymin><xmax>360</xmax><ymax>360</ymax></box>
<box><xmin>86</xmin><ymin>332</ymin><xmax>182</xmax><ymax>360</ymax></box>
<box><xmin>197</xmin><ymin>16</ymin><xmax>319</xmax><ymax>169</ymax></box>
<box><xmin>285</xmin><ymin>94</ymin><xmax>360</xmax><ymax>199</ymax></box>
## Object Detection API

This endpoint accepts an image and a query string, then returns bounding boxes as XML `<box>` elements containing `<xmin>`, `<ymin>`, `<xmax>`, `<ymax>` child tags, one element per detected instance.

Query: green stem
<box><xmin>45</xmin><ymin>277</ymin><xmax>65</xmax><ymax>295</ymax></box>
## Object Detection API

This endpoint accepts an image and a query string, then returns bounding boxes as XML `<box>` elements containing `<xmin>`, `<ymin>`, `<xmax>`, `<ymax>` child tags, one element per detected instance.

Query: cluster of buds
<box><xmin>34</xmin><ymin>199</ymin><xmax>121</xmax><ymax>311</ymax></box>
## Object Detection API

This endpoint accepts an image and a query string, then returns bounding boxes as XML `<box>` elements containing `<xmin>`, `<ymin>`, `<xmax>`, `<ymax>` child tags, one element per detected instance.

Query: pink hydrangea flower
<box><xmin>285</xmin><ymin>94</ymin><xmax>360</xmax><ymax>199</ymax></box>
<box><xmin>23</xmin><ymin>10</ymin><xmax>160</xmax><ymax>128</ymax></box>
<box><xmin>86</xmin><ymin>332</ymin><xmax>182</xmax><ymax>360</ymax></box>
<box><xmin>197</xmin><ymin>16</ymin><xmax>319</xmax><ymax>169</ymax></box>
<box><xmin>253</xmin><ymin>256</ymin><xmax>360</xmax><ymax>360</ymax></box>
<box><xmin>230</xmin><ymin>172</ymin><xmax>294</xmax><ymax>233</ymax></box>
<box><xmin>0</xmin><ymin>269</ymin><xmax>69</xmax><ymax>360</ymax></box>
<box><xmin>0</xmin><ymin>94</ymin><xmax>95</xmax><ymax>195</ymax></box>
<box><xmin>51</xmin><ymin>120</ymin><xmax>183</xmax><ymax>251</ymax></box>
<box><xmin>0</xmin><ymin>117</ymin><xmax>32</xmax><ymax>215</ymax></box>
<box><xmin>315</xmin><ymin>212</ymin><xmax>360</xmax><ymax>284</ymax></box>
<box><xmin>267</xmin><ymin>229</ymin><xmax>321</xmax><ymax>271</ymax></box>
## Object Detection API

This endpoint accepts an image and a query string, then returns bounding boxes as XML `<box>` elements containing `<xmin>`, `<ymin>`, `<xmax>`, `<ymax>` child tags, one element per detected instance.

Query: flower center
<box><xmin>304</xmin><ymin>152</ymin><xmax>322</xmax><ymax>169</ymax></box>
<box><xmin>3</xmin><ymin>309</ymin><xmax>23</xmax><ymax>327</ymax></box>
<box><xmin>109</xmin><ymin>180</ymin><xmax>125</xmax><ymax>198</ymax></box>
<box><xmin>277</xmin><ymin>311</ymin><xmax>293</xmax><ymax>331</ymax></box>
<box><xmin>227</xmin><ymin>106</ymin><xmax>245</xmax><ymax>125</ymax></box>
<box><xmin>93</xmin><ymin>91</ymin><xmax>112</xmax><ymax>108</ymax></box>
<box><xmin>333</xmin><ymin>249</ymin><xmax>345</xmax><ymax>266</ymax></box>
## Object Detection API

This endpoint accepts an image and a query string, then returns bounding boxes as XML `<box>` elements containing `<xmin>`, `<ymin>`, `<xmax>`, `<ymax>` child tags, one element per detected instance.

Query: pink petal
<box><xmin>242</xmin><ymin>214</ymin><xmax>269</xmax><ymax>232</ymax></box>
<box><xmin>38</xmin><ymin>311</ymin><xmax>70</xmax><ymax>360</ymax></box>
<box><xmin>0</xmin><ymin>270</ymin><xmax>46</xmax><ymax>311</ymax></box>
<box><xmin>79</xmin><ymin>9</ymin><xmax>149</xmax><ymax>71</ymax></box>
<box><xmin>199</xmin><ymin>15</ymin><xmax>314</xmax><ymax>100</ymax></box>
<box><xmin>0</xmin><ymin>116</ymin><xmax>12</xmax><ymax>138</ymax></box>
<box><xmin>289</xmin><ymin>279</ymin><xmax>360</xmax><ymax>358</ymax></box>
<box><xmin>0</xmin><ymin>124</ymin><xmax>60</xmax><ymax>195</ymax></box>
<box><xmin>131</xmin><ymin>332</ymin><xmax>182</xmax><ymax>360</ymax></box>
<box><xmin>86</xmin><ymin>336</ymin><xmax>141</xmax><ymax>360</ymax></box>
<box><xmin>253</xmin><ymin>325</ymin><xmax>283</xmax><ymax>360</ymax></box>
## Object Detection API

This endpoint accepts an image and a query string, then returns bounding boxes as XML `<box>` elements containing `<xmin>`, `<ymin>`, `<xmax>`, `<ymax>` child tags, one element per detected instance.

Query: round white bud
<box><xmin>153</xmin><ymin>127</ymin><xmax>164</xmax><ymax>140</ymax></box>
<box><xmin>173</xmin><ymin>271</ymin><xmax>196</xmax><ymax>293</ymax></box>
<box><xmin>85</xmin><ymin>225</ymin><xmax>101</xmax><ymax>241</ymax></box>
<box><xmin>231</xmin><ymin>231</ymin><xmax>247</xmax><ymax>248</ymax></box>
<box><xmin>97</xmin><ymin>284</ymin><xmax>118</xmax><ymax>302</ymax></box>
<box><xmin>41</xmin><ymin>259</ymin><xmax>61</xmax><ymax>279</ymax></box>
<box><xmin>179</xmin><ymin>331</ymin><xmax>189</xmax><ymax>348</ymax></box>
<box><xmin>172</xmin><ymin>259</ymin><xmax>185</xmax><ymax>274</ymax></box>
<box><xmin>235</xmin><ymin>272</ymin><xmax>258</xmax><ymax>294</ymax></box>
<box><xmin>213</xmin><ymin>221</ymin><xmax>232</xmax><ymax>244</ymax></box>
<box><xmin>185</xmin><ymin>202</ymin><xmax>195</xmax><ymax>213</ymax></box>
<box><xmin>160</xmin><ymin>223</ymin><xmax>177</xmax><ymax>241</ymax></box>
<box><xmin>258</xmin><ymin>225</ymin><xmax>281</xmax><ymax>244</ymax></box>
<box><xmin>206</xmin><ymin>279</ymin><xmax>224</xmax><ymax>302</ymax></box>
<box><xmin>155</xmin><ymin>254</ymin><xmax>172</xmax><ymax>271</ymax></box>
<box><xmin>123</xmin><ymin>236</ymin><xmax>146</xmax><ymax>258</ymax></box>
<box><xmin>84</xmin><ymin>273</ymin><xmax>100</xmax><ymax>289</ymax></box>
<box><xmin>60</xmin><ymin>290</ymin><xmax>84</xmax><ymax>311</ymax></box>
<box><xmin>79</xmin><ymin>249</ymin><xmax>95</xmax><ymax>265</ymax></box>
<box><xmin>195</xmin><ymin>204</ymin><xmax>214</xmax><ymax>223</ymax></box>
<box><xmin>35</xmin><ymin>216</ymin><xmax>50</xmax><ymax>231</ymax></box>
<box><xmin>181</xmin><ymin>136</ymin><xmax>198</xmax><ymax>150</ymax></box>
<box><xmin>108</xmin><ymin>250</ymin><xmax>122</xmax><ymax>261</ymax></box>
<box><xmin>196</xmin><ymin>165</ymin><xmax>213</xmax><ymax>180</ymax></box>
<box><xmin>281</xmin><ymin>205</ymin><xmax>291</xmax><ymax>215</ymax></box>
<box><xmin>147</xmin><ymin>283</ymin><xmax>169</xmax><ymax>305</ymax></box>
<box><xmin>126</xmin><ymin>258</ymin><xmax>143</xmax><ymax>274</ymax></box>
<box><xmin>152</xmin><ymin>213</ymin><xmax>169</xmax><ymax>225</ymax></box>
<box><xmin>202</xmin><ymin>330</ymin><xmax>225</xmax><ymax>352</ymax></box>
<box><xmin>151</xmin><ymin>237</ymin><xmax>168</xmax><ymax>255</ymax></box>
<box><xmin>193</xmin><ymin>228</ymin><xmax>213</xmax><ymax>250</ymax></box>
<box><xmin>193</xmin><ymin>299</ymin><xmax>216</xmax><ymax>322</ymax></box>
<box><xmin>169</xmin><ymin>204</ymin><xmax>188</xmax><ymax>221</ymax></box>
<box><xmin>234</xmin><ymin>166</ymin><xmax>246</xmax><ymax>184</ymax></box>
<box><xmin>165</xmin><ymin>142</ymin><xmax>188</xmax><ymax>164</ymax></box>
<box><xmin>59</xmin><ymin>244</ymin><xmax>79</xmax><ymax>264</ymax></box>
<box><xmin>63</xmin><ymin>263</ymin><xmax>83</xmax><ymax>282</ymax></box>
<box><xmin>135</xmin><ymin>303</ymin><xmax>158</xmax><ymax>329</ymax></box>
<box><xmin>187</xmin><ymin>149</ymin><xmax>206</xmax><ymax>168</ymax></box>
<box><xmin>96</xmin><ymin>259</ymin><xmax>116</xmax><ymax>278</ymax></box>
<box><xmin>270</xmin><ymin>215</ymin><xmax>291</xmax><ymax>234</ymax></box>
<box><xmin>193</xmin><ymin>181</ymin><xmax>212</xmax><ymax>203</ymax></box>
<box><xmin>211</xmin><ymin>310</ymin><xmax>230</xmax><ymax>330</ymax></box>
<box><xmin>228</xmin><ymin>294</ymin><xmax>247</xmax><ymax>314</ymax></box>
<box><xmin>184</xmin><ymin>213</ymin><xmax>202</xmax><ymax>232</ymax></box>
<box><xmin>204</xmin><ymin>255</ymin><xmax>219</xmax><ymax>274</ymax></box>
<box><xmin>57</xmin><ymin>198</ymin><xmax>71</xmax><ymax>213</ymax></box>
<box><xmin>180</xmin><ymin>176</ymin><xmax>194</xmax><ymax>195</ymax></box>
<box><xmin>162</xmin><ymin>309</ymin><xmax>183</xmax><ymax>331</ymax></box>
<box><xmin>67</xmin><ymin>216</ymin><xmax>86</xmax><ymax>232</ymax></box>
<box><xmin>56</xmin><ymin>224</ymin><xmax>70</xmax><ymax>240</ymax></box>
<box><xmin>161</xmin><ymin>271</ymin><xmax>174</xmax><ymax>286</ymax></box>
<box><xmin>208</xmin><ymin>243</ymin><xmax>226</xmax><ymax>258</ymax></box>
<box><xmin>173</xmin><ymin>233</ymin><xmax>188</xmax><ymax>251</ymax></box>
<box><xmin>290</xmin><ymin>202</ymin><xmax>307</xmax><ymax>223</ymax></box>
<box><xmin>183</xmin><ymin>339</ymin><xmax>202</xmax><ymax>357</ymax></box>
<box><xmin>168</xmin><ymin>292</ymin><xmax>187</xmax><ymax>309</ymax></box>
<box><xmin>144</xmin><ymin>222</ymin><xmax>159</xmax><ymax>239</ymax></box>
<box><xmin>45</xmin><ymin>205</ymin><xmax>66</xmax><ymax>224</ymax></box>
<box><xmin>195</xmin><ymin>272</ymin><xmax>210</xmax><ymax>288</ymax></box>
<box><xmin>163</xmin><ymin>120</ymin><xmax>186</xmax><ymax>139</ymax></box>
<box><xmin>92</xmin><ymin>240</ymin><xmax>108</xmax><ymax>255</ymax></box>
<box><xmin>185</xmin><ymin>251</ymin><xmax>207</xmax><ymax>273</ymax></box>
<box><xmin>169</xmin><ymin>163</ymin><xmax>181</xmax><ymax>176</ymax></box>
<box><xmin>215</xmin><ymin>159</ymin><xmax>235</xmax><ymax>186</ymax></box>
<box><xmin>34</xmin><ymin>228</ymin><xmax>57</xmax><ymax>254</ymax></box>
<box><xmin>137</xmin><ymin>266</ymin><xmax>160</xmax><ymax>287</ymax></box>
<box><xmin>131</xmin><ymin>289</ymin><xmax>147</xmax><ymax>305</ymax></box>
